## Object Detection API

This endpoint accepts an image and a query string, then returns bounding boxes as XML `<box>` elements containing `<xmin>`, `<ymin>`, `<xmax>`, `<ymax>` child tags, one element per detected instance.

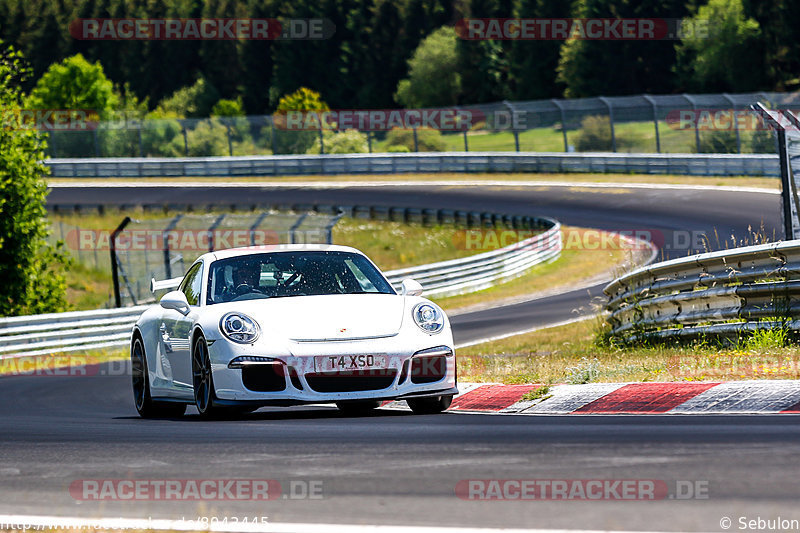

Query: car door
<box><xmin>159</xmin><ymin>262</ymin><xmax>203</xmax><ymax>396</ymax></box>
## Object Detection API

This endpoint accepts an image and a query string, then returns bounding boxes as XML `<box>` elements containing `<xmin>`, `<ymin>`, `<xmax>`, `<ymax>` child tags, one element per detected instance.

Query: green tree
<box><xmin>742</xmin><ymin>0</ymin><xmax>800</xmax><ymax>91</ymax></box>
<box><xmin>273</xmin><ymin>87</ymin><xmax>329</xmax><ymax>154</ymax></box>
<box><xmin>26</xmin><ymin>53</ymin><xmax>118</xmax><ymax>112</ymax></box>
<box><xmin>155</xmin><ymin>77</ymin><xmax>220</xmax><ymax>118</ymax></box>
<box><xmin>456</xmin><ymin>0</ymin><xmax>514</xmax><ymax>104</ymax></box>
<box><xmin>557</xmin><ymin>0</ymin><xmax>691</xmax><ymax>97</ymax></box>
<box><xmin>0</xmin><ymin>43</ymin><xmax>68</xmax><ymax>316</ymax></box>
<box><xmin>396</xmin><ymin>26</ymin><xmax>461</xmax><ymax>108</ymax></box>
<box><xmin>509</xmin><ymin>0</ymin><xmax>573</xmax><ymax>99</ymax></box>
<box><xmin>674</xmin><ymin>0</ymin><xmax>764</xmax><ymax>92</ymax></box>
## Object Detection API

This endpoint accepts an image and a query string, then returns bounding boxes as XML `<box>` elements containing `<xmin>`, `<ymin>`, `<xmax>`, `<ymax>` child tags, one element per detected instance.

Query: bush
<box><xmin>385</xmin><ymin>127</ymin><xmax>446</xmax><ymax>152</ymax></box>
<box><xmin>750</xmin><ymin>128</ymin><xmax>776</xmax><ymax>153</ymax></box>
<box><xmin>387</xmin><ymin>144</ymin><xmax>411</xmax><ymax>153</ymax></box>
<box><xmin>182</xmin><ymin>119</ymin><xmax>230</xmax><ymax>156</ymax></box>
<box><xmin>306</xmin><ymin>129</ymin><xmax>369</xmax><ymax>154</ymax></box>
<box><xmin>573</xmin><ymin>115</ymin><xmax>632</xmax><ymax>152</ymax></box>
<box><xmin>695</xmin><ymin>130</ymin><xmax>738</xmax><ymax>153</ymax></box>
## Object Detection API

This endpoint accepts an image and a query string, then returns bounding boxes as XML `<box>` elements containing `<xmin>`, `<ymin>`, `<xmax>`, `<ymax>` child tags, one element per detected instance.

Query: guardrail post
<box><xmin>643</xmin><ymin>95</ymin><xmax>660</xmax><ymax>153</ymax></box>
<box><xmin>110</xmin><ymin>216</ymin><xmax>132</xmax><ymax>308</ymax></box>
<box><xmin>552</xmin><ymin>99</ymin><xmax>568</xmax><ymax>152</ymax></box>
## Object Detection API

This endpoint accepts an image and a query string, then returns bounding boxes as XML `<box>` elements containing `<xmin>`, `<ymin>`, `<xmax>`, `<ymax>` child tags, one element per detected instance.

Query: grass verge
<box><xmin>0</xmin><ymin>347</ymin><xmax>128</xmax><ymax>377</ymax></box>
<box><xmin>457</xmin><ymin>318</ymin><xmax>800</xmax><ymax>384</ymax></box>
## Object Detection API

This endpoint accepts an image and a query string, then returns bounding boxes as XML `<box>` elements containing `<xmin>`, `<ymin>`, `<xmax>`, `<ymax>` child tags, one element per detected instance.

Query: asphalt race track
<box><xmin>0</xmin><ymin>181</ymin><xmax>794</xmax><ymax>530</ymax></box>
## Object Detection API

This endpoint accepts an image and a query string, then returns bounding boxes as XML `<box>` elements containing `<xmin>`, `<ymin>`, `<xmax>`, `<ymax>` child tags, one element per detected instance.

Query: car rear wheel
<box><xmin>131</xmin><ymin>337</ymin><xmax>186</xmax><ymax>418</ymax></box>
<box><xmin>336</xmin><ymin>400</ymin><xmax>381</xmax><ymax>414</ymax></box>
<box><xmin>407</xmin><ymin>395</ymin><xmax>453</xmax><ymax>414</ymax></box>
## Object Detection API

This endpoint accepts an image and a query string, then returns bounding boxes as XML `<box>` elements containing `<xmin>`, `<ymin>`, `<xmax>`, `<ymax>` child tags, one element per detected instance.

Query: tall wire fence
<box><xmin>49</xmin><ymin>210</ymin><xmax>343</xmax><ymax>307</ymax></box>
<box><xmin>42</xmin><ymin>91</ymin><xmax>800</xmax><ymax>158</ymax></box>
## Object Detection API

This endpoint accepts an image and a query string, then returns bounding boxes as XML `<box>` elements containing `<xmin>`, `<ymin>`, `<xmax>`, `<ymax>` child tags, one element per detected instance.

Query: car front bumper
<box><xmin>209</xmin><ymin>336</ymin><xmax>458</xmax><ymax>404</ymax></box>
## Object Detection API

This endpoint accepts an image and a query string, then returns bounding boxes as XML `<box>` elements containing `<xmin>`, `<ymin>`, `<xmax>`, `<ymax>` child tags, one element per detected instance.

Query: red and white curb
<box><xmin>383</xmin><ymin>381</ymin><xmax>800</xmax><ymax>414</ymax></box>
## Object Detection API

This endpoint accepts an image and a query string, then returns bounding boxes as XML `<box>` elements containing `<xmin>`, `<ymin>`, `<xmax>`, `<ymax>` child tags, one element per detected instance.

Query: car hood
<box><xmin>212</xmin><ymin>293</ymin><xmax>405</xmax><ymax>341</ymax></box>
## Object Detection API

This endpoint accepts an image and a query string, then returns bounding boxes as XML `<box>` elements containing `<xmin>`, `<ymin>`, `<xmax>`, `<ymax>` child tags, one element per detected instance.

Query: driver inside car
<box><xmin>227</xmin><ymin>261</ymin><xmax>263</xmax><ymax>297</ymax></box>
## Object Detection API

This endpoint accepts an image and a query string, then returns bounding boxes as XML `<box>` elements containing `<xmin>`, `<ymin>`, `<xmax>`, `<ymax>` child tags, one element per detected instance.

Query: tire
<box><xmin>336</xmin><ymin>400</ymin><xmax>381</xmax><ymax>414</ymax></box>
<box><xmin>407</xmin><ymin>395</ymin><xmax>453</xmax><ymax>415</ymax></box>
<box><xmin>192</xmin><ymin>334</ymin><xmax>226</xmax><ymax>419</ymax></box>
<box><xmin>131</xmin><ymin>336</ymin><xmax>186</xmax><ymax>418</ymax></box>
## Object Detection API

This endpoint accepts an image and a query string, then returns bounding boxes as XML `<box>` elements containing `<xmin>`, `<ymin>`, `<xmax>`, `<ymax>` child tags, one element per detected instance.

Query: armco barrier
<box><xmin>0</xmin><ymin>218</ymin><xmax>561</xmax><ymax>359</ymax></box>
<box><xmin>604</xmin><ymin>240</ymin><xmax>800</xmax><ymax>341</ymax></box>
<box><xmin>45</xmin><ymin>152</ymin><xmax>780</xmax><ymax>178</ymax></box>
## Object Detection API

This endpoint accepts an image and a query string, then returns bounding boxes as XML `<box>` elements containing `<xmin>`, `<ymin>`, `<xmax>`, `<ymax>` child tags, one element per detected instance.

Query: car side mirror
<box><xmin>160</xmin><ymin>290</ymin><xmax>190</xmax><ymax>315</ymax></box>
<box><xmin>400</xmin><ymin>278</ymin><xmax>423</xmax><ymax>297</ymax></box>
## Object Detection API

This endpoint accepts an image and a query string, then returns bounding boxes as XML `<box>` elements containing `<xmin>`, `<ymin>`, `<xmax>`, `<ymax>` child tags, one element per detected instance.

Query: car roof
<box><xmin>203</xmin><ymin>244</ymin><xmax>365</xmax><ymax>262</ymax></box>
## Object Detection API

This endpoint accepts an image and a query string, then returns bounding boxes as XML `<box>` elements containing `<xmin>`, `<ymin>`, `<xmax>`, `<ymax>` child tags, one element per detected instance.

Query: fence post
<box><xmin>249</xmin><ymin>212</ymin><xmax>269</xmax><ymax>245</ymax></box>
<box><xmin>412</xmin><ymin>127</ymin><xmax>419</xmax><ymax>152</ymax></box>
<box><xmin>319</xmin><ymin>125</ymin><xmax>325</xmax><ymax>155</ymax></box>
<box><xmin>552</xmin><ymin>99</ymin><xmax>568</xmax><ymax>152</ymax></box>
<box><xmin>226</xmin><ymin>121</ymin><xmax>234</xmax><ymax>156</ymax></box>
<box><xmin>683</xmin><ymin>94</ymin><xmax>701</xmax><ymax>153</ymax></box>
<box><xmin>722</xmin><ymin>93</ymin><xmax>742</xmax><ymax>153</ymax></box>
<box><xmin>463</xmin><ymin>130</ymin><xmax>469</xmax><ymax>151</ymax></box>
<box><xmin>208</xmin><ymin>214</ymin><xmax>226</xmax><ymax>252</ymax></box>
<box><xmin>643</xmin><ymin>94</ymin><xmax>660</xmax><ymax>153</ymax></box>
<box><xmin>181</xmin><ymin>121</ymin><xmax>189</xmax><ymax>156</ymax></box>
<box><xmin>110</xmin><ymin>216</ymin><xmax>132</xmax><ymax>308</ymax></box>
<box><xmin>367</xmin><ymin>131</ymin><xmax>372</xmax><ymax>153</ymax></box>
<box><xmin>503</xmin><ymin>101</ymin><xmax>520</xmax><ymax>152</ymax></box>
<box><xmin>290</xmin><ymin>213</ymin><xmax>309</xmax><ymax>244</ymax></box>
<box><xmin>270</xmin><ymin>117</ymin><xmax>278</xmax><ymax>154</ymax></box>
<box><xmin>599</xmin><ymin>96</ymin><xmax>616</xmax><ymax>152</ymax></box>
<box><xmin>93</xmin><ymin>129</ymin><xmax>100</xmax><ymax>157</ymax></box>
<box><xmin>162</xmin><ymin>214</ymin><xmax>183</xmax><ymax>279</ymax></box>
<box><xmin>137</xmin><ymin>122</ymin><xmax>144</xmax><ymax>157</ymax></box>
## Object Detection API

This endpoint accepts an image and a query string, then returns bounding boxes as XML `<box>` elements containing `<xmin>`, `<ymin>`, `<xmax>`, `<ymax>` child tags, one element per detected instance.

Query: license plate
<box><xmin>315</xmin><ymin>355</ymin><xmax>388</xmax><ymax>372</ymax></box>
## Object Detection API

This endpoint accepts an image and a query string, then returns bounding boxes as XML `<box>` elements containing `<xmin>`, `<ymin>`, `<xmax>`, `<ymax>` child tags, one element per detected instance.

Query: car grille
<box><xmin>305</xmin><ymin>370</ymin><xmax>398</xmax><ymax>393</ymax></box>
<box><xmin>410</xmin><ymin>355</ymin><xmax>447</xmax><ymax>384</ymax></box>
<box><xmin>242</xmin><ymin>364</ymin><xmax>287</xmax><ymax>392</ymax></box>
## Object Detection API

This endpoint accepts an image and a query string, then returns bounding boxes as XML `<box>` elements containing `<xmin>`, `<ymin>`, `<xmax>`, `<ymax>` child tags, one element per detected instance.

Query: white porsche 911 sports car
<box><xmin>131</xmin><ymin>245</ymin><xmax>457</xmax><ymax>418</ymax></box>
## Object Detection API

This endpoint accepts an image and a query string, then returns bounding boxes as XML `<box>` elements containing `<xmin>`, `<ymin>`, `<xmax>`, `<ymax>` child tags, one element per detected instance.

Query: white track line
<box><xmin>48</xmin><ymin>180</ymin><xmax>779</xmax><ymax>195</ymax></box>
<box><xmin>0</xmin><ymin>514</ymin><xmax>689</xmax><ymax>533</ymax></box>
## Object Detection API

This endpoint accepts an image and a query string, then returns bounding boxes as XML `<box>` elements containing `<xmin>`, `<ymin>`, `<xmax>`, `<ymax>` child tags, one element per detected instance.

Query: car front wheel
<box><xmin>407</xmin><ymin>395</ymin><xmax>453</xmax><ymax>414</ymax></box>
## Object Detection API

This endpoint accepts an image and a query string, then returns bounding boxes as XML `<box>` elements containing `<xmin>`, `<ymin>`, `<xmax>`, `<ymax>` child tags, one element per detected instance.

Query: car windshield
<box><xmin>206</xmin><ymin>251</ymin><xmax>395</xmax><ymax>304</ymax></box>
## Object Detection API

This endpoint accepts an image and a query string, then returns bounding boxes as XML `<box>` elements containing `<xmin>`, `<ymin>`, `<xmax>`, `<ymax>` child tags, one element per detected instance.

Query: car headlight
<box><xmin>412</xmin><ymin>303</ymin><xmax>444</xmax><ymax>334</ymax></box>
<box><xmin>220</xmin><ymin>312</ymin><xmax>260</xmax><ymax>344</ymax></box>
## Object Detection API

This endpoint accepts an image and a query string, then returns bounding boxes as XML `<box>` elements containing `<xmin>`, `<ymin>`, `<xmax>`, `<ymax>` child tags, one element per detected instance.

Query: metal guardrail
<box><xmin>0</xmin><ymin>216</ymin><xmax>561</xmax><ymax>359</ymax></box>
<box><xmin>45</xmin><ymin>152</ymin><xmax>780</xmax><ymax>178</ymax></box>
<box><xmin>604</xmin><ymin>240</ymin><xmax>800</xmax><ymax>342</ymax></box>
<box><xmin>0</xmin><ymin>306</ymin><xmax>149</xmax><ymax>358</ymax></box>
